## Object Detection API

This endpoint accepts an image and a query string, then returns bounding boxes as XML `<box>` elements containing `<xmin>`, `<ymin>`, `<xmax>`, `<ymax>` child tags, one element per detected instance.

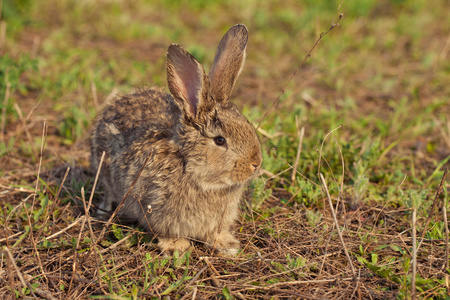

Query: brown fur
<box><xmin>91</xmin><ymin>24</ymin><xmax>262</xmax><ymax>255</ymax></box>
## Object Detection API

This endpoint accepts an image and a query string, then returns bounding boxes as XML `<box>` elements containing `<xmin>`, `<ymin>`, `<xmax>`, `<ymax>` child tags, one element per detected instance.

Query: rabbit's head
<box><xmin>166</xmin><ymin>24</ymin><xmax>262</xmax><ymax>190</ymax></box>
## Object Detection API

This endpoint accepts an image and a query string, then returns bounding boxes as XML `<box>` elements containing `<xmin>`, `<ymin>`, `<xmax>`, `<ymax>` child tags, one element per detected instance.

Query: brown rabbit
<box><xmin>91</xmin><ymin>24</ymin><xmax>262</xmax><ymax>256</ymax></box>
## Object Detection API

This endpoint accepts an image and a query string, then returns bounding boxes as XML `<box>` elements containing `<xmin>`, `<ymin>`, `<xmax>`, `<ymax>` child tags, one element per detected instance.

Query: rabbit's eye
<box><xmin>214</xmin><ymin>136</ymin><xmax>227</xmax><ymax>146</ymax></box>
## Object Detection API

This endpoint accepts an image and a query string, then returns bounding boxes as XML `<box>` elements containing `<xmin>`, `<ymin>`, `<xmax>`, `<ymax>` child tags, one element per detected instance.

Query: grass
<box><xmin>1</xmin><ymin>0</ymin><xmax>450</xmax><ymax>298</ymax></box>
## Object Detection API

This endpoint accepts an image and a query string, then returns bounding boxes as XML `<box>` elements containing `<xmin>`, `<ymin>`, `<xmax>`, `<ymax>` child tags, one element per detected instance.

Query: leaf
<box><xmin>221</xmin><ymin>286</ymin><xmax>235</xmax><ymax>300</ymax></box>
<box><xmin>359</xmin><ymin>244</ymin><xmax>364</xmax><ymax>255</ymax></box>
<box><xmin>375</xmin><ymin>244</ymin><xmax>390</xmax><ymax>250</ymax></box>
<box><xmin>71</xmin><ymin>237</ymin><xmax>77</xmax><ymax>248</ymax></box>
<box><xmin>13</xmin><ymin>225</ymin><xmax>30</xmax><ymax>247</ymax></box>
<box><xmin>357</xmin><ymin>256</ymin><xmax>368</xmax><ymax>265</ymax></box>
<box><xmin>160</xmin><ymin>253</ymin><xmax>190</xmax><ymax>295</ymax></box>
<box><xmin>111</xmin><ymin>224</ymin><xmax>124</xmax><ymax>240</ymax></box>
<box><xmin>41</xmin><ymin>238</ymin><xmax>53</xmax><ymax>248</ymax></box>
<box><xmin>145</xmin><ymin>252</ymin><xmax>152</xmax><ymax>261</ymax></box>
<box><xmin>370</xmin><ymin>253</ymin><xmax>378</xmax><ymax>264</ymax></box>
<box><xmin>389</xmin><ymin>244</ymin><xmax>403</xmax><ymax>253</ymax></box>
<box><xmin>131</xmin><ymin>284</ymin><xmax>138</xmax><ymax>300</ymax></box>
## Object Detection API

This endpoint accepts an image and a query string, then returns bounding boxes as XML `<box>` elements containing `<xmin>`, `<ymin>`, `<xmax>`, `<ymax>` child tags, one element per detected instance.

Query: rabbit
<box><xmin>91</xmin><ymin>24</ymin><xmax>262</xmax><ymax>256</ymax></box>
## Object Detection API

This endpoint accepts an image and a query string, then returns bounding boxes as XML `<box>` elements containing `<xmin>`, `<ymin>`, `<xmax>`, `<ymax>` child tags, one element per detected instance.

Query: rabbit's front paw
<box><xmin>158</xmin><ymin>237</ymin><xmax>192</xmax><ymax>257</ymax></box>
<box><xmin>211</xmin><ymin>231</ymin><xmax>240</xmax><ymax>256</ymax></box>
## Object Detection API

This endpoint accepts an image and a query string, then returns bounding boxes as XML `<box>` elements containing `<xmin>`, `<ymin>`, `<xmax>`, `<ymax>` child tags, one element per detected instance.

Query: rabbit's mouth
<box><xmin>230</xmin><ymin>150</ymin><xmax>262</xmax><ymax>183</ymax></box>
<box><xmin>231</xmin><ymin>164</ymin><xmax>261</xmax><ymax>183</ymax></box>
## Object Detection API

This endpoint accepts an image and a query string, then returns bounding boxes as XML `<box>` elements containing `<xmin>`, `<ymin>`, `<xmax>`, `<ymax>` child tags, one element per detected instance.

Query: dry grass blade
<box><xmin>181</xmin><ymin>263</ymin><xmax>209</xmax><ymax>293</ymax></box>
<box><xmin>1</xmin><ymin>81</ymin><xmax>10</xmax><ymax>142</ymax></box>
<box><xmin>91</xmin><ymin>79</ymin><xmax>99</xmax><ymax>110</ymax></box>
<box><xmin>18</xmin><ymin>121</ymin><xmax>48</xmax><ymax>281</ymax></box>
<box><xmin>14</xmin><ymin>102</ymin><xmax>37</xmax><ymax>159</ymax></box>
<box><xmin>317</xmin><ymin>124</ymin><xmax>343</xmax><ymax>177</ymax></box>
<box><xmin>204</xmin><ymin>257</ymin><xmax>221</xmax><ymax>287</ymax></box>
<box><xmin>272</xmin><ymin>148</ymin><xmax>321</xmax><ymax>187</ymax></box>
<box><xmin>418</xmin><ymin>168</ymin><xmax>448</xmax><ymax>249</ymax></box>
<box><xmin>80</xmin><ymin>187</ymin><xmax>103</xmax><ymax>290</ymax></box>
<box><xmin>98</xmin><ymin>234</ymin><xmax>133</xmax><ymax>254</ymax></box>
<box><xmin>237</xmin><ymin>282</ymin><xmax>336</xmax><ymax>299</ymax></box>
<box><xmin>85</xmin><ymin>151</ymin><xmax>105</xmax><ymax>238</ymax></box>
<box><xmin>350</xmin><ymin>269</ymin><xmax>361</xmax><ymax>299</ymax></box>
<box><xmin>444</xmin><ymin>186</ymin><xmax>450</xmax><ymax>295</ymax></box>
<box><xmin>4</xmin><ymin>247</ymin><xmax>38</xmax><ymax>299</ymax></box>
<box><xmin>0</xmin><ymin>21</ymin><xmax>6</xmax><ymax>49</ymax></box>
<box><xmin>35</xmin><ymin>166</ymin><xmax>70</xmax><ymax>241</ymax></box>
<box><xmin>191</xmin><ymin>286</ymin><xmax>197</xmax><ymax>300</ymax></box>
<box><xmin>68</xmin><ymin>152</ymin><xmax>106</xmax><ymax>292</ymax></box>
<box><xmin>31</xmin><ymin>121</ymin><xmax>47</xmax><ymax>213</ymax></box>
<box><xmin>432</xmin><ymin>115</ymin><xmax>450</xmax><ymax>149</ymax></box>
<box><xmin>444</xmin><ymin>201</ymin><xmax>449</xmax><ymax>273</ymax></box>
<box><xmin>265</xmin><ymin>165</ymin><xmax>292</xmax><ymax>181</ymax></box>
<box><xmin>266</xmin><ymin>277</ymin><xmax>353</xmax><ymax>288</ymax></box>
<box><xmin>319</xmin><ymin>173</ymin><xmax>356</xmax><ymax>276</ymax></box>
<box><xmin>329</xmin><ymin>130</ymin><xmax>345</xmax><ymax>211</ymax></box>
<box><xmin>96</xmin><ymin>149</ymin><xmax>153</xmax><ymax>243</ymax></box>
<box><xmin>37</xmin><ymin>217</ymin><xmax>83</xmax><ymax>243</ymax></box>
<box><xmin>411</xmin><ymin>206</ymin><xmax>417</xmax><ymax>299</ymax></box>
<box><xmin>256</xmin><ymin>14</ymin><xmax>343</xmax><ymax>130</ymax></box>
<box><xmin>291</xmin><ymin>118</ymin><xmax>305</xmax><ymax>185</ymax></box>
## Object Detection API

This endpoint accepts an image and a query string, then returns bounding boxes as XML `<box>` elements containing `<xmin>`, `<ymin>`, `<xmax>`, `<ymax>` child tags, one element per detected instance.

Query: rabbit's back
<box><xmin>92</xmin><ymin>88</ymin><xmax>180</xmax><ymax>160</ymax></box>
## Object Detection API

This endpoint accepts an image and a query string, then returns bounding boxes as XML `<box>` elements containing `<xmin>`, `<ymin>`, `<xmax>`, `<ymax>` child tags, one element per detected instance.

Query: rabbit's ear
<box><xmin>209</xmin><ymin>24</ymin><xmax>248</xmax><ymax>102</ymax></box>
<box><xmin>167</xmin><ymin>44</ymin><xmax>211</xmax><ymax>119</ymax></box>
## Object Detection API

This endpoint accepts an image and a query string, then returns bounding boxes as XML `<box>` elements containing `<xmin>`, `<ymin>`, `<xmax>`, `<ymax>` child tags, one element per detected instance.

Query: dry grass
<box><xmin>1</xmin><ymin>132</ymin><xmax>448</xmax><ymax>298</ymax></box>
<box><xmin>1</xmin><ymin>178</ymin><xmax>448</xmax><ymax>299</ymax></box>
<box><xmin>1</xmin><ymin>0</ymin><xmax>450</xmax><ymax>299</ymax></box>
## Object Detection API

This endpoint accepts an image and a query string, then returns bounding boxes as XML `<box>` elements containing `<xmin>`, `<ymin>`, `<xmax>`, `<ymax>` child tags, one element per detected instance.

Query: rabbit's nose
<box><xmin>251</xmin><ymin>156</ymin><xmax>262</xmax><ymax>171</ymax></box>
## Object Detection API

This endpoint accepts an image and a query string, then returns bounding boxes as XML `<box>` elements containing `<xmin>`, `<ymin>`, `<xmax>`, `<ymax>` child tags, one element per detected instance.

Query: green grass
<box><xmin>1</xmin><ymin>0</ymin><xmax>449</xmax><ymax>299</ymax></box>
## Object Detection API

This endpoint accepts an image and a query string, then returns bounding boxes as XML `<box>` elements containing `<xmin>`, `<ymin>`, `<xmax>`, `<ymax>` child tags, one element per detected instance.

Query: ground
<box><xmin>1</xmin><ymin>0</ymin><xmax>449</xmax><ymax>299</ymax></box>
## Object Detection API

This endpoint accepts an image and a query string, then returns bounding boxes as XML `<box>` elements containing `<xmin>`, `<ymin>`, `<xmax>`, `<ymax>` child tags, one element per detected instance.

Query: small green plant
<box><xmin>0</xmin><ymin>54</ymin><xmax>37</xmax><ymax>131</ymax></box>
<box><xmin>250</xmin><ymin>177</ymin><xmax>272</xmax><ymax>210</ymax></box>
<box><xmin>354</xmin><ymin>174</ymin><xmax>369</xmax><ymax>203</ymax></box>
<box><xmin>290</xmin><ymin>179</ymin><xmax>323</xmax><ymax>206</ymax></box>
<box><xmin>358</xmin><ymin>244</ymin><xmax>439</xmax><ymax>298</ymax></box>
<box><xmin>305</xmin><ymin>209</ymin><xmax>323</xmax><ymax>228</ymax></box>
<box><xmin>285</xmin><ymin>253</ymin><xmax>307</xmax><ymax>270</ymax></box>
<box><xmin>425</xmin><ymin>220</ymin><xmax>445</xmax><ymax>240</ymax></box>
<box><xmin>357</xmin><ymin>251</ymin><xmax>400</xmax><ymax>284</ymax></box>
